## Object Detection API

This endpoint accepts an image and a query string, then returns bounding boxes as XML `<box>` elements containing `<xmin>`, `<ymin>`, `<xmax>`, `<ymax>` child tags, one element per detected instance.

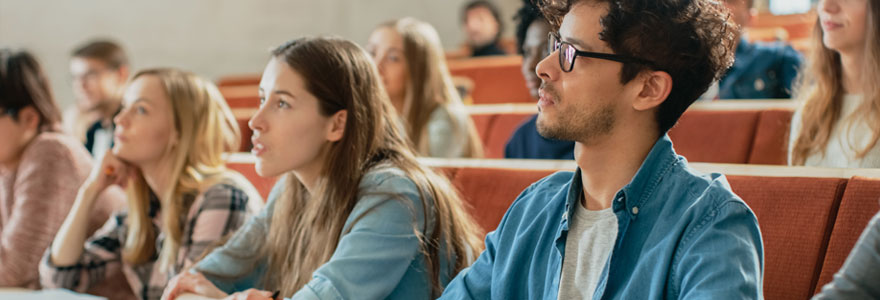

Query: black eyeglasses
<box><xmin>548</xmin><ymin>32</ymin><xmax>656</xmax><ymax>72</ymax></box>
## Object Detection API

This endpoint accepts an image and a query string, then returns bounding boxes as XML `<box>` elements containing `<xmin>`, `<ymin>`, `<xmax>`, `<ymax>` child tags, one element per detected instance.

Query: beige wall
<box><xmin>0</xmin><ymin>0</ymin><xmax>520</xmax><ymax>109</ymax></box>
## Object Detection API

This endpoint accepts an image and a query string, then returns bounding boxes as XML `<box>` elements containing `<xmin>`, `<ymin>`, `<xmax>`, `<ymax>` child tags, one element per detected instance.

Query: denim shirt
<box><xmin>193</xmin><ymin>165</ymin><xmax>450</xmax><ymax>300</ymax></box>
<box><xmin>718</xmin><ymin>38</ymin><xmax>802</xmax><ymax>99</ymax></box>
<box><xmin>440</xmin><ymin>135</ymin><xmax>764</xmax><ymax>299</ymax></box>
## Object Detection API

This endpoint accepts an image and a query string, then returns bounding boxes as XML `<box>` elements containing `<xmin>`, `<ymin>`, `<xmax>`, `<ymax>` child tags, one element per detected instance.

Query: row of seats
<box><xmin>471</xmin><ymin>101</ymin><xmax>797</xmax><ymax>162</ymax></box>
<box><xmin>233</xmin><ymin>100</ymin><xmax>798</xmax><ymax>164</ymax></box>
<box><xmin>225</xmin><ymin>154</ymin><xmax>880</xmax><ymax>300</ymax></box>
<box><xmin>215</xmin><ymin>56</ymin><xmax>533</xmax><ymax>105</ymax></box>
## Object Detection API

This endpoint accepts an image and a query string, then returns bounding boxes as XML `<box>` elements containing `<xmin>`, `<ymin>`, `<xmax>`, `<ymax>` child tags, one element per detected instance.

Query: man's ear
<box><xmin>633</xmin><ymin>71</ymin><xmax>672</xmax><ymax>111</ymax></box>
<box><xmin>115</xmin><ymin>65</ymin><xmax>130</xmax><ymax>82</ymax></box>
<box><xmin>326</xmin><ymin>110</ymin><xmax>347</xmax><ymax>142</ymax></box>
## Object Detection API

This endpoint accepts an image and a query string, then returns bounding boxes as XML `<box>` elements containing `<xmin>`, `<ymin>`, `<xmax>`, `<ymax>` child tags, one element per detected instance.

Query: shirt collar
<box><xmin>565</xmin><ymin>134</ymin><xmax>679</xmax><ymax>221</ymax></box>
<box><xmin>616</xmin><ymin>134</ymin><xmax>679</xmax><ymax>217</ymax></box>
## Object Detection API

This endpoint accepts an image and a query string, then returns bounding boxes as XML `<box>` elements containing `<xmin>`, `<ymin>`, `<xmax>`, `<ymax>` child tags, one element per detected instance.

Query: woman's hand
<box><xmin>223</xmin><ymin>289</ymin><xmax>276</xmax><ymax>300</ymax></box>
<box><xmin>49</xmin><ymin>150</ymin><xmax>136</xmax><ymax>266</ymax></box>
<box><xmin>83</xmin><ymin>149</ymin><xmax>135</xmax><ymax>197</ymax></box>
<box><xmin>162</xmin><ymin>271</ymin><xmax>228</xmax><ymax>300</ymax></box>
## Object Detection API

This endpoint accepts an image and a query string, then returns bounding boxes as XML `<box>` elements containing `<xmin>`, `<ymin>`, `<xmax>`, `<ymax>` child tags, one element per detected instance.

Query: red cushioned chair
<box><xmin>727</xmin><ymin>175</ymin><xmax>847</xmax><ymax>300</ymax></box>
<box><xmin>814</xmin><ymin>176</ymin><xmax>880</xmax><ymax>294</ymax></box>
<box><xmin>669</xmin><ymin>110</ymin><xmax>761</xmax><ymax>164</ymax></box>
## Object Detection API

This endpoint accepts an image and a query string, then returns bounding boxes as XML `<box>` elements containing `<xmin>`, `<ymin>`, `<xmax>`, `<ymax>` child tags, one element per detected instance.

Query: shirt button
<box><xmin>632</xmin><ymin>206</ymin><xmax>639</xmax><ymax>215</ymax></box>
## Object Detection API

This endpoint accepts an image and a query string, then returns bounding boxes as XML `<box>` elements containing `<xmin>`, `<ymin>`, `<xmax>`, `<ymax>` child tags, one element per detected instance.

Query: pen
<box><xmin>271</xmin><ymin>290</ymin><xmax>280</xmax><ymax>300</ymax></box>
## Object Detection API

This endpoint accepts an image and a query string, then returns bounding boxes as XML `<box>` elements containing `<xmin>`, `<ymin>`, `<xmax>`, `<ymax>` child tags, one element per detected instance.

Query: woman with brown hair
<box><xmin>0</xmin><ymin>49</ymin><xmax>124</xmax><ymax>289</ymax></box>
<box><xmin>41</xmin><ymin>68</ymin><xmax>262</xmax><ymax>300</ymax></box>
<box><xmin>161</xmin><ymin>36</ymin><xmax>483</xmax><ymax>300</ymax></box>
<box><xmin>367</xmin><ymin>18</ymin><xmax>483</xmax><ymax>158</ymax></box>
<box><xmin>789</xmin><ymin>0</ymin><xmax>880</xmax><ymax>167</ymax></box>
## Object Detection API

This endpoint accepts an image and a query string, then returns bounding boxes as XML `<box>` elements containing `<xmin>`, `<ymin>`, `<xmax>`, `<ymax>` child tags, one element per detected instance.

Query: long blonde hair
<box><xmin>122</xmin><ymin>68</ymin><xmax>256</xmax><ymax>272</ymax></box>
<box><xmin>379</xmin><ymin>18</ymin><xmax>484</xmax><ymax>158</ymax></box>
<box><xmin>791</xmin><ymin>1</ymin><xmax>880</xmax><ymax>165</ymax></box>
<box><xmin>263</xmin><ymin>37</ymin><xmax>483</xmax><ymax>298</ymax></box>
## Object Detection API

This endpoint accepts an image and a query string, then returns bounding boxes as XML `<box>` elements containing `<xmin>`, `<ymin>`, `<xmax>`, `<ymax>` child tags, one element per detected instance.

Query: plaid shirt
<box><xmin>40</xmin><ymin>183</ymin><xmax>254</xmax><ymax>300</ymax></box>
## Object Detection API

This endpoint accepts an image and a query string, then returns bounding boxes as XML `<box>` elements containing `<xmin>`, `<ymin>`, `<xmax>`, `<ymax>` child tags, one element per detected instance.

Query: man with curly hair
<box><xmin>440</xmin><ymin>0</ymin><xmax>764</xmax><ymax>298</ymax></box>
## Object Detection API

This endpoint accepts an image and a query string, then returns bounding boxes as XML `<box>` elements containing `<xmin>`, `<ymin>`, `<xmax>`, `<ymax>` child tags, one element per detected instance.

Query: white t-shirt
<box><xmin>91</xmin><ymin>126</ymin><xmax>113</xmax><ymax>162</ymax></box>
<box><xmin>557</xmin><ymin>202</ymin><xmax>619</xmax><ymax>299</ymax></box>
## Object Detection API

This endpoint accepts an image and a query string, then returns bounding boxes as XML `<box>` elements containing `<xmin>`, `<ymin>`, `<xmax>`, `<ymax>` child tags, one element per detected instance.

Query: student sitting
<box><xmin>440</xmin><ymin>0</ymin><xmax>763</xmax><ymax>298</ymax></box>
<box><xmin>717</xmin><ymin>0</ymin><xmax>802</xmax><ymax>99</ymax></box>
<box><xmin>0</xmin><ymin>49</ymin><xmax>123</xmax><ymax>289</ymax></box>
<box><xmin>161</xmin><ymin>37</ymin><xmax>483</xmax><ymax>300</ymax></box>
<box><xmin>504</xmin><ymin>0</ymin><xmax>575</xmax><ymax>159</ymax></box>
<box><xmin>66</xmin><ymin>40</ymin><xmax>130</xmax><ymax>160</ymax></box>
<box><xmin>789</xmin><ymin>0</ymin><xmax>880</xmax><ymax>167</ymax></box>
<box><xmin>367</xmin><ymin>18</ymin><xmax>484</xmax><ymax>158</ymax></box>
<box><xmin>41</xmin><ymin>68</ymin><xmax>261</xmax><ymax>300</ymax></box>
<box><xmin>462</xmin><ymin>0</ymin><xmax>507</xmax><ymax>57</ymax></box>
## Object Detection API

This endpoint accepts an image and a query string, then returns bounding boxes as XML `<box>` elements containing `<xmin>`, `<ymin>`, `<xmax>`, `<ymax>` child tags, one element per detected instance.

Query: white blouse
<box><xmin>789</xmin><ymin>94</ymin><xmax>880</xmax><ymax>168</ymax></box>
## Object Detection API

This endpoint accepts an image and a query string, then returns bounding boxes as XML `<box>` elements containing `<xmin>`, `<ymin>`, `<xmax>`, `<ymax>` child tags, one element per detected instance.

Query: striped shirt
<box><xmin>40</xmin><ymin>183</ymin><xmax>254</xmax><ymax>300</ymax></box>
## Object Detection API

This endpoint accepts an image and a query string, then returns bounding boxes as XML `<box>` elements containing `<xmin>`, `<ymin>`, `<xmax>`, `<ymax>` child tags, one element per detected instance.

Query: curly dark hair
<box><xmin>514</xmin><ymin>0</ymin><xmax>545</xmax><ymax>54</ymax></box>
<box><xmin>537</xmin><ymin>0</ymin><xmax>737</xmax><ymax>134</ymax></box>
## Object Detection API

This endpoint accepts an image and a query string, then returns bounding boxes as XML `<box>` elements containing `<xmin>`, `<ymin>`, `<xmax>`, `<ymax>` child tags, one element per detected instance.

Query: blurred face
<box><xmin>724</xmin><ymin>0</ymin><xmax>754</xmax><ymax>31</ymax></box>
<box><xmin>0</xmin><ymin>107</ymin><xmax>37</xmax><ymax>168</ymax></box>
<box><xmin>112</xmin><ymin>75</ymin><xmax>177</xmax><ymax>166</ymax></box>
<box><xmin>819</xmin><ymin>0</ymin><xmax>869</xmax><ymax>54</ymax></box>
<box><xmin>367</xmin><ymin>27</ymin><xmax>409</xmax><ymax>107</ymax></box>
<box><xmin>249</xmin><ymin>57</ymin><xmax>340</xmax><ymax>178</ymax></box>
<box><xmin>522</xmin><ymin>19</ymin><xmax>552</xmax><ymax>100</ymax></box>
<box><xmin>534</xmin><ymin>1</ymin><xmax>629</xmax><ymax>144</ymax></box>
<box><xmin>464</xmin><ymin>6</ymin><xmax>500</xmax><ymax>47</ymax></box>
<box><xmin>70</xmin><ymin>57</ymin><xmax>125</xmax><ymax>111</ymax></box>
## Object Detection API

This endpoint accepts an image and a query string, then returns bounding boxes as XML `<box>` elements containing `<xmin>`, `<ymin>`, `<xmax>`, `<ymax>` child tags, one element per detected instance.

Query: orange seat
<box><xmin>450</xmin><ymin>167</ymin><xmax>557</xmax><ymax>234</ymax></box>
<box><xmin>217</xmin><ymin>74</ymin><xmax>261</xmax><ymax>87</ymax></box>
<box><xmin>728</xmin><ymin>175</ymin><xmax>847</xmax><ymax>300</ymax></box>
<box><xmin>483</xmin><ymin>113</ymin><xmax>532</xmax><ymax>159</ymax></box>
<box><xmin>815</xmin><ymin>177</ymin><xmax>880</xmax><ymax>294</ymax></box>
<box><xmin>448</xmin><ymin>56</ymin><xmax>532</xmax><ymax>104</ymax></box>
<box><xmin>749</xmin><ymin>109</ymin><xmax>793</xmax><ymax>165</ymax></box>
<box><xmin>668</xmin><ymin>110</ymin><xmax>761</xmax><ymax>164</ymax></box>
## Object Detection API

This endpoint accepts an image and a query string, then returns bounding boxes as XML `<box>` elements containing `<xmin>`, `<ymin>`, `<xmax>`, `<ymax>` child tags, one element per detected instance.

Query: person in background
<box><xmin>0</xmin><ymin>49</ymin><xmax>123</xmax><ymax>290</ymax></box>
<box><xmin>41</xmin><ymin>68</ymin><xmax>261</xmax><ymax>300</ymax></box>
<box><xmin>789</xmin><ymin>0</ymin><xmax>880</xmax><ymax>167</ymax></box>
<box><xmin>65</xmin><ymin>40</ymin><xmax>130</xmax><ymax>161</ymax></box>
<box><xmin>504</xmin><ymin>0</ymin><xmax>575</xmax><ymax>159</ymax></box>
<box><xmin>161</xmin><ymin>37</ymin><xmax>482</xmax><ymax>300</ymax></box>
<box><xmin>368</xmin><ymin>18</ymin><xmax>484</xmax><ymax>158</ymax></box>
<box><xmin>718</xmin><ymin>0</ymin><xmax>802</xmax><ymax>99</ymax></box>
<box><xmin>440</xmin><ymin>0</ymin><xmax>763</xmax><ymax>298</ymax></box>
<box><xmin>463</xmin><ymin>0</ymin><xmax>507</xmax><ymax>57</ymax></box>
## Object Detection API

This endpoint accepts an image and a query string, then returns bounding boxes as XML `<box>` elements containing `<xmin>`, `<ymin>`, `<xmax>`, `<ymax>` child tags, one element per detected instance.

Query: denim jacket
<box><xmin>440</xmin><ymin>135</ymin><xmax>764</xmax><ymax>299</ymax></box>
<box><xmin>193</xmin><ymin>165</ymin><xmax>451</xmax><ymax>300</ymax></box>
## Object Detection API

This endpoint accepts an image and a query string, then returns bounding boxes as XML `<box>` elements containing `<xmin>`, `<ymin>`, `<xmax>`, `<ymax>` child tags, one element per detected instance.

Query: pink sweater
<box><xmin>0</xmin><ymin>132</ymin><xmax>124</xmax><ymax>290</ymax></box>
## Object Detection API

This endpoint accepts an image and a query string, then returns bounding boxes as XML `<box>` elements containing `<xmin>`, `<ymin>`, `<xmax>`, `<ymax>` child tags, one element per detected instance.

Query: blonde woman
<box><xmin>41</xmin><ymin>68</ymin><xmax>262</xmax><ymax>300</ymax></box>
<box><xmin>367</xmin><ymin>18</ymin><xmax>483</xmax><ymax>158</ymax></box>
<box><xmin>789</xmin><ymin>0</ymin><xmax>880</xmax><ymax>167</ymax></box>
<box><xmin>162</xmin><ymin>37</ymin><xmax>482</xmax><ymax>300</ymax></box>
